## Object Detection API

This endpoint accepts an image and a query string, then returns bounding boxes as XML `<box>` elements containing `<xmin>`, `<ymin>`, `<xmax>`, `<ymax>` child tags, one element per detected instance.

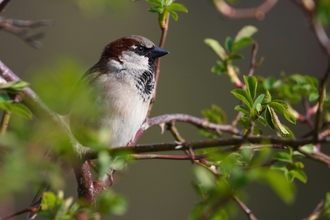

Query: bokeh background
<box><xmin>1</xmin><ymin>0</ymin><xmax>330</xmax><ymax>219</ymax></box>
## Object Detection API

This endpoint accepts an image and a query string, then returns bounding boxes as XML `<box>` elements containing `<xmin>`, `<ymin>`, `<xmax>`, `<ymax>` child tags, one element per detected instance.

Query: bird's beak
<box><xmin>150</xmin><ymin>46</ymin><xmax>169</xmax><ymax>59</ymax></box>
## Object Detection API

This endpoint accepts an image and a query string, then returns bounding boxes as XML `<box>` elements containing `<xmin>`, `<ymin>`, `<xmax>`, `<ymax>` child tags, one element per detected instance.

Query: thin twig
<box><xmin>0</xmin><ymin>200</ymin><xmax>40</xmax><ymax>220</ymax></box>
<box><xmin>303</xmin><ymin>200</ymin><xmax>324</xmax><ymax>220</ymax></box>
<box><xmin>212</xmin><ymin>0</ymin><xmax>278</xmax><ymax>20</ymax></box>
<box><xmin>0</xmin><ymin>17</ymin><xmax>54</xmax><ymax>48</ymax></box>
<box><xmin>167</xmin><ymin>121</ymin><xmax>196</xmax><ymax>162</ymax></box>
<box><xmin>302</xmin><ymin>98</ymin><xmax>314</xmax><ymax>129</ymax></box>
<box><xmin>233</xmin><ymin>195</ymin><xmax>258</xmax><ymax>220</ymax></box>
<box><xmin>130</xmin><ymin>154</ymin><xmax>202</xmax><ymax>160</ymax></box>
<box><xmin>314</xmin><ymin>57</ymin><xmax>330</xmax><ymax>141</ymax></box>
<box><xmin>248</xmin><ymin>42</ymin><xmax>259</xmax><ymax>76</ymax></box>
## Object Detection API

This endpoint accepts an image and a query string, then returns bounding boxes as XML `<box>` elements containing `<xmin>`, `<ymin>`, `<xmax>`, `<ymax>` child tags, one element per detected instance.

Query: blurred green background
<box><xmin>1</xmin><ymin>0</ymin><xmax>330</xmax><ymax>219</ymax></box>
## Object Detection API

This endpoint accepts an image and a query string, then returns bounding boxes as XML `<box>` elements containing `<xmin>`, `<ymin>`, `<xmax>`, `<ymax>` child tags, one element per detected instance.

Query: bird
<box><xmin>27</xmin><ymin>35</ymin><xmax>169</xmax><ymax>219</ymax></box>
<box><xmin>69</xmin><ymin>35</ymin><xmax>169</xmax><ymax>148</ymax></box>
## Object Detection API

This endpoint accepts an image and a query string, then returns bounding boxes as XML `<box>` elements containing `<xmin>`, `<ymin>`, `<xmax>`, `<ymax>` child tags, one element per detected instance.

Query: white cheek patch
<box><xmin>120</xmin><ymin>51</ymin><xmax>149</xmax><ymax>71</ymax></box>
<box><xmin>107</xmin><ymin>59</ymin><xmax>123</xmax><ymax>73</ymax></box>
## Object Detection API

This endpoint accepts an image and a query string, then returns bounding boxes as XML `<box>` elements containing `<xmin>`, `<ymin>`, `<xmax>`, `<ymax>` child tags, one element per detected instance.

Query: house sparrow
<box><xmin>70</xmin><ymin>35</ymin><xmax>169</xmax><ymax>148</ymax></box>
<box><xmin>27</xmin><ymin>35</ymin><xmax>168</xmax><ymax>219</ymax></box>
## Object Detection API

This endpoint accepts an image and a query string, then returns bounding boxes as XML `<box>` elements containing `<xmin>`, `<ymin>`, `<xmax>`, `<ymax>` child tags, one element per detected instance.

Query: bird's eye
<box><xmin>136</xmin><ymin>46</ymin><xmax>144</xmax><ymax>52</ymax></box>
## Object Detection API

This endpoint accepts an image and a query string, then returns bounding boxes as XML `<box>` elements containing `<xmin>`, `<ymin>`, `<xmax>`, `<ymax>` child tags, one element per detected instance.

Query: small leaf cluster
<box><xmin>134</xmin><ymin>0</ymin><xmax>188</xmax><ymax>27</ymax></box>
<box><xmin>257</xmin><ymin>74</ymin><xmax>319</xmax><ymax>104</ymax></box>
<box><xmin>233</xmin><ymin>76</ymin><xmax>296</xmax><ymax>136</ymax></box>
<box><xmin>0</xmin><ymin>80</ymin><xmax>32</xmax><ymax>119</ymax></box>
<box><xmin>271</xmin><ymin>146</ymin><xmax>308</xmax><ymax>184</ymax></box>
<box><xmin>200</xmin><ymin>104</ymin><xmax>226</xmax><ymax>138</ymax></box>
<box><xmin>37</xmin><ymin>190</ymin><xmax>127</xmax><ymax>219</ymax></box>
<box><xmin>190</xmin><ymin>149</ymin><xmax>296</xmax><ymax>219</ymax></box>
<box><xmin>205</xmin><ymin>26</ymin><xmax>259</xmax><ymax>82</ymax></box>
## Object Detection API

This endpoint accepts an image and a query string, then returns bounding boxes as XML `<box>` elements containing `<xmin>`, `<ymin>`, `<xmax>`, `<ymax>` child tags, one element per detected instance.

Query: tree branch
<box><xmin>212</xmin><ymin>0</ymin><xmax>278</xmax><ymax>20</ymax></box>
<box><xmin>85</xmin><ymin>136</ymin><xmax>330</xmax><ymax>166</ymax></box>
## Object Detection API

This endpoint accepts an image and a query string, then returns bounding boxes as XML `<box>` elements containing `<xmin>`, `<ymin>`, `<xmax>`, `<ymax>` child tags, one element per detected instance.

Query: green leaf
<box><xmin>227</xmin><ymin>53</ymin><xmax>244</xmax><ymax>60</ymax></box>
<box><xmin>289</xmin><ymin>169</ymin><xmax>307</xmax><ymax>183</ymax></box>
<box><xmin>11</xmin><ymin>103</ymin><xmax>32</xmax><ymax>119</ymax></box>
<box><xmin>234</xmin><ymin>105</ymin><xmax>250</xmax><ymax>115</ymax></box>
<box><xmin>263</xmin><ymin>77</ymin><xmax>275</xmax><ymax>90</ymax></box>
<box><xmin>309</xmin><ymin>92</ymin><xmax>319</xmax><ymax>102</ymax></box>
<box><xmin>40</xmin><ymin>191</ymin><xmax>57</xmax><ymax>211</ymax></box>
<box><xmin>0</xmin><ymin>102</ymin><xmax>32</xmax><ymax>119</ymax></box>
<box><xmin>193</xmin><ymin>165</ymin><xmax>216</xmax><ymax>190</ymax></box>
<box><xmin>0</xmin><ymin>80</ymin><xmax>29</xmax><ymax>92</ymax></box>
<box><xmin>168</xmin><ymin>10</ymin><xmax>178</xmax><ymax>20</ymax></box>
<box><xmin>148</xmin><ymin>5</ymin><xmax>163</xmax><ymax>13</ymax></box>
<box><xmin>253</xmin><ymin>94</ymin><xmax>265</xmax><ymax>111</ymax></box>
<box><xmin>244</xmin><ymin>76</ymin><xmax>257</xmax><ymax>100</ymax></box>
<box><xmin>204</xmin><ymin>38</ymin><xmax>226</xmax><ymax>60</ymax></box>
<box><xmin>97</xmin><ymin>151</ymin><xmax>112</xmax><ymax>176</ymax></box>
<box><xmin>211</xmin><ymin>61</ymin><xmax>226</xmax><ymax>75</ymax></box>
<box><xmin>257</xmin><ymin>115</ymin><xmax>267</xmax><ymax>126</ymax></box>
<box><xmin>167</xmin><ymin>3</ymin><xmax>188</xmax><ymax>12</ymax></box>
<box><xmin>262</xmin><ymin>90</ymin><xmax>272</xmax><ymax>104</ymax></box>
<box><xmin>293</xmin><ymin>162</ymin><xmax>304</xmax><ymax>169</ymax></box>
<box><xmin>267</xmin><ymin>106</ymin><xmax>290</xmax><ymax>136</ymax></box>
<box><xmin>225</xmin><ymin>37</ymin><xmax>233</xmax><ymax>52</ymax></box>
<box><xmin>231</xmin><ymin>89</ymin><xmax>253</xmax><ymax>109</ymax></box>
<box><xmin>273</xmin><ymin>152</ymin><xmax>292</xmax><ymax>163</ymax></box>
<box><xmin>324</xmin><ymin>193</ymin><xmax>330</xmax><ymax>217</ymax></box>
<box><xmin>269</xmin><ymin>100</ymin><xmax>296</xmax><ymax>124</ymax></box>
<box><xmin>271</xmin><ymin>163</ymin><xmax>288</xmax><ymax>172</ymax></box>
<box><xmin>232</xmin><ymin>37</ymin><xmax>254</xmax><ymax>51</ymax></box>
<box><xmin>202</xmin><ymin>104</ymin><xmax>226</xmax><ymax>124</ymax></box>
<box><xmin>234</xmin><ymin>25</ymin><xmax>258</xmax><ymax>42</ymax></box>
<box><xmin>96</xmin><ymin>191</ymin><xmax>127</xmax><ymax>215</ymax></box>
<box><xmin>0</xmin><ymin>93</ymin><xmax>10</xmax><ymax>102</ymax></box>
<box><xmin>280</xmin><ymin>124</ymin><xmax>295</xmax><ymax>138</ymax></box>
<box><xmin>265</xmin><ymin>105</ymin><xmax>276</xmax><ymax>129</ymax></box>
<box><xmin>146</xmin><ymin>0</ymin><xmax>162</xmax><ymax>6</ymax></box>
<box><xmin>237</xmin><ymin>116</ymin><xmax>251</xmax><ymax>129</ymax></box>
<box><xmin>260</xmin><ymin>169</ymin><xmax>295</xmax><ymax>204</ymax></box>
<box><xmin>299</xmin><ymin>144</ymin><xmax>314</xmax><ymax>154</ymax></box>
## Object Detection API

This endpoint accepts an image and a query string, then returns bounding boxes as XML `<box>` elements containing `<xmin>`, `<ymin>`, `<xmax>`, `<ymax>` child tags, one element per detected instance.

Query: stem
<box><xmin>248</xmin><ymin>42</ymin><xmax>259</xmax><ymax>76</ymax></box>
<box><xmin>0</xmin><ymin>200</ymin><xmax>39</xmax><ymax>220</ymax></box>
<box><xmin>167</xmin><ymin>121</ymin><xmax>196</xmax><ymax>162</ymax></box>
<box><xmin>314</xmin><ymin>57</ymin><xmax>330</xmax><ymax>140</ymax></box>
<box><xmin>0</xmin><ymin>111</ymin><xmax>11</xmax><ymax>135</ymax></box>
<box><xmin>148</xmin><ymin>13</ymin><xmax>170</xmax><ymax>115</ymax></box>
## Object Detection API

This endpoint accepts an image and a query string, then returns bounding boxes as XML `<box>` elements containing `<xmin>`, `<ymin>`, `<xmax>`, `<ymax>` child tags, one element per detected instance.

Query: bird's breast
<box><xmin>95</xmin><ymin>73</ymin><xmax>153</xmax><ymax>148</ymax></box>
